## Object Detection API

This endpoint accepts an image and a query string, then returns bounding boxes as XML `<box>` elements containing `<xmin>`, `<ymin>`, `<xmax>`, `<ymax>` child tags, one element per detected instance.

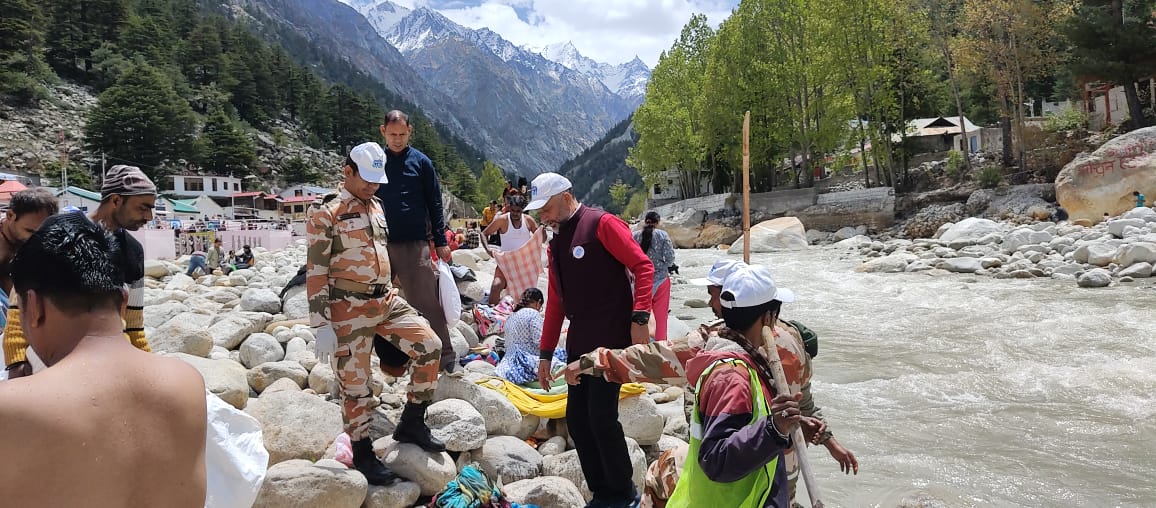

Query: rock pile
<box><xmin>144</xmin><ymin>241</ymin><xmax>686</xmax><ymax>507</ymax></box>
<box><xmin>845</xmin><ymin>208</ymin><xmax>1156</xmax><ymax>288</ymax></box>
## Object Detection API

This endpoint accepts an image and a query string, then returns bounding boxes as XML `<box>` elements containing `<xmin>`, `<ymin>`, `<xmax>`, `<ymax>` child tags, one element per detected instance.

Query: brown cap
<box><xmin>101</xmin><ymin>165</ymin><xmax>157</xmax><ymax>199</ymax></box>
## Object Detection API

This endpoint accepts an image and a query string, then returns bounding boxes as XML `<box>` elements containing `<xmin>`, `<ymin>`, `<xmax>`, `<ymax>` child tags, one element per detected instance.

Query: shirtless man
<box><xmin>0</xmin><ymin>213</ymin><xmax>207</xmax><ymax>507</ymax></box>
<box><xmin>480</xmin><ymin>194</ymin><xmax>541</xmax><ymax>305</ymax></box>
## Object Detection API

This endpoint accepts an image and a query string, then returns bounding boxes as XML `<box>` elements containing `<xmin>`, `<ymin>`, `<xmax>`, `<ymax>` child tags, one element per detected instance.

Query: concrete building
<box><xmin>169</xmin><ymin>174</ymin><xmax>244</xmax><ymax>198</ymax></box>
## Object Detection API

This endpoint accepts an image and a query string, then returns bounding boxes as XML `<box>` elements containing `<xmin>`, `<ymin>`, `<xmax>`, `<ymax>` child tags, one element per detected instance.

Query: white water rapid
<box><xmin>669</xmin><ymin>248</ymin><xmax>1155</xmax><ymax>507</ymax></box>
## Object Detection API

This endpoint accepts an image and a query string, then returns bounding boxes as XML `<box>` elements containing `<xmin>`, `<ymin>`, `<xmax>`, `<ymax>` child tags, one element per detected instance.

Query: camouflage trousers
<box><xmin>641</xmin><ymin>443</ymin><xmax>688</xmax><ymax>508</ymax></box>
<box><xmin>330</xmin><ymin>289</ymin><xmax>442</xmax><ymax>441</ymax></box>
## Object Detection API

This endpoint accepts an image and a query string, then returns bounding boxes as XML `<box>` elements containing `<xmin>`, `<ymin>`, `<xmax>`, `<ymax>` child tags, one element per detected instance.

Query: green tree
<box><xmin>85</xmin><ymin>62</ymin><xmax>197</xmax><ymax>177</ymax></box>
<box><xmin>0</xmin><ymin>0</ymin><xmax>51</xmax><ymax>104</ymax></box>
<box><xmin>609</xmin><ymin>179</ymin><xmax>632</xmax><ymax>211</ymax></box>
<box><xmin>282</xmin><ymin>156</ymin><xmax>321</xmax><ymax>185</ymax></box>
<box><xmin>1065</xmin><ymin>0</ymin><xmax>1156</xmax><ymax>129</ymax></box>
<box><xmin>180</xmin><ymin>20</ymin><xmax>224</xmax><ymax>87</ymax></box>
<box><xmin>40</xmin><ymin>160</ymin><xmax>97</xmax><ymax>190</ymax></box>
<box><xmin>198</xmin><ymin>109</ymin><xmax>257</xmax><ymax>175</ymax></box>
<box><xmin>45</xmin><ymin>0</ymin><xmax>129</xmax><ymax>77</ymax></box>
<box><xmin>478</xmin><ymin>161</ymin><xmax>506</xmax><ymax>203</ymax></box>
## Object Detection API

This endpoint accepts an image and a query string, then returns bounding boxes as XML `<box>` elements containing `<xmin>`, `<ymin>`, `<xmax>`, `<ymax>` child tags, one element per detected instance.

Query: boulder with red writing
<box><xmin>1056</xmin><ymin>127</ymin><xmax>1156</xmax><ymax>223</ymax></box>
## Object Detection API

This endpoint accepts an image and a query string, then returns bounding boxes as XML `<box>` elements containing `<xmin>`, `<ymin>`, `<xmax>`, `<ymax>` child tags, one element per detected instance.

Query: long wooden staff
<box><xmin>742</xmin><ymin>111</ymin><xmax>824</xmax><ymax>508</ymax></box>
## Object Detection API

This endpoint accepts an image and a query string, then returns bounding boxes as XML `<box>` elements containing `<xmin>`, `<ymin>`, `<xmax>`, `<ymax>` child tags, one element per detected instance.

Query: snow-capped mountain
<box><xmin>531</xmin><ymin>41</ymin><xmax>650</xmax><ymax>106</ymax></box>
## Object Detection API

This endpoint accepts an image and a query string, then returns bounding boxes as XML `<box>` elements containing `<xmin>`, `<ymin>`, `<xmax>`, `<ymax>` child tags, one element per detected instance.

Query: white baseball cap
<box><xmin>525</xmin><ymin>173</ymin><xmax>572</xmax><ymax>211</ymax></box>
<box><xmin>719</xmin><ymin>265</ymin><xmax>796</xmax><ymax>309</ymax></box>
<box><xmin>349</xmin><ymin>142</ymin><xmax>389</xmax><ymax>184</ymax></box>
<box><xmin>689</xmin><ymin>258</ymin><xmax>744</xmax><ymax>286</ymax></box>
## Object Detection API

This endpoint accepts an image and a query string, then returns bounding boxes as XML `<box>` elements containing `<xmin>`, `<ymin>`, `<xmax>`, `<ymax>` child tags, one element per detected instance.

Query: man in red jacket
<box><xmin>527</xmin><ymin>172</ymin><xmax>654</xmax><ymax>508</ymax></box>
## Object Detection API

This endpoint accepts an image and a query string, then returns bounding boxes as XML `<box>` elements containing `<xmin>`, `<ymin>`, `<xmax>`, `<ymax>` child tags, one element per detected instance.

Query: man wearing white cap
<box><xmin>307</xmin><ymin>142</ymin><xmax>446</xmax><ymax>486</ymax></box>
<box><xmin>527</xmin><ymin>172</ymin><xmax>655</xmax><ymax>508</ymax></box>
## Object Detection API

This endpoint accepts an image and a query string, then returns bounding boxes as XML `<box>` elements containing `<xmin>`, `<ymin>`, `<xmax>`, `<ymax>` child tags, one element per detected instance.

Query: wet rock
<box><xmin>1077</xmin><ymin>268</ymin><xmax>1112</xmax><ymax>288</ymax></box>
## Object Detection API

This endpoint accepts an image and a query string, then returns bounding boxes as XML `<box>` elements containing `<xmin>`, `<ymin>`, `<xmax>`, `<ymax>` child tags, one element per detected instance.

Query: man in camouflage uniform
<box><xmin>306</xmin><ymin>142</ymin><xmax>445</xmax><ymax>486</ymax></box>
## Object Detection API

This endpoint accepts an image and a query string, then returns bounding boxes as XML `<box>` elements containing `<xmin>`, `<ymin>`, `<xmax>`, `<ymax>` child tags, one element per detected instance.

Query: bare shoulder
<box><xmin>145</xmin><ymin>356</ymin><xmax>208</xmax><ymax>417</ymax></box>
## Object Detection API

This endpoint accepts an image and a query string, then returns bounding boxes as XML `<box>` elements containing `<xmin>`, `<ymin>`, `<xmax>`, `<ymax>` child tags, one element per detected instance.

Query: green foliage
<box><xmin>977</xmin><ymin>165</ymin><xmax>1002</xmax><ymax>189</ymax></box>
<box><xmin>0</xmin><ymin>0</ymin><xmax>52</xmax><ymax>104</ymax></box>
<box><xmin>622</xmin><ymin>190</ymin><xmax>648</xmax><ymax>221</ymax></box>
<box><xmin>45</xmin><ymin>0</ymin><xmax>129</xmax><ymax>79</ymax></box>
<box><xmin>40</xmin><ymin>160</ymin><xmax>97</xmax><ymax>190</ymax></box>
<box><xmin>198</xmin><ymin>109</ymin><xmax>256</xmax><ymax>175</ymax></box>
<box><xmin>1043</xmin><ymin>107</ymin><xmax>1087</xmax><ymax>132</ymax></box>
<box><xmin>945</xmin><ymin>150</ymin><xmax>964</xmax><ymax>179</ymax></box>
<box><xmin>478</xmin><ymin>162</ymin><xmax>506</xmax><ymax>204</ymax></box>
<box><xmin>608</xmin><ymin>179</ymin><xmax>632</xmax><ymax>209</ymax></box>
<box><xmin>282</xmin><ymin>156</ymin><xmax>322</xmax><ymax>185</ymax></box>
<box><xmin>84</xmin><ymin>62</ymin><xmax>197</xmax><ymax>178</ymax></box>
<box><xmin>1065</xmin><ymin>0</ymin><xmax>1156</xmax><ymax>128</ymax></box>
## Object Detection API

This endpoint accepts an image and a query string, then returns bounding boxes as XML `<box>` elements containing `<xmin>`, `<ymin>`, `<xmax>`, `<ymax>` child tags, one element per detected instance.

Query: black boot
<box><xmin>392</xmin><ymin>401</ymin><xmax>446</xmax><ymax>453</ymax></box>
<box><xmin>351</xmin><ymin>438</ymin><xmax>399</xmax><ymax>486</ymax></box>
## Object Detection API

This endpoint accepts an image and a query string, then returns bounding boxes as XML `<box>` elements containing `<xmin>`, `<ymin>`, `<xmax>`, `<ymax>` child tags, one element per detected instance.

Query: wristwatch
<box><xmin>631</xmin><ymin>311</ymin><xmax>651</xmax><ymax>325</ymax></box>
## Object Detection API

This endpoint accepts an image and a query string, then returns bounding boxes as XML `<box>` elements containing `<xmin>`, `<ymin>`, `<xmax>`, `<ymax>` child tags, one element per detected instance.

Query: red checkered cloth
<box><xmin>492</xmin><ymin>228</ymin><xmax>545</xmax><ymax>301</ymax></box>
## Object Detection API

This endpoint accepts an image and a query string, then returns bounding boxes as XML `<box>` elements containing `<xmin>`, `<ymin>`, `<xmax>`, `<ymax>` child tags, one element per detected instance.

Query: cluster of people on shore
<box><xmin>0</xmin><ymin>108</ymin><xmax>857</xmax><ymax>508</ymax></box>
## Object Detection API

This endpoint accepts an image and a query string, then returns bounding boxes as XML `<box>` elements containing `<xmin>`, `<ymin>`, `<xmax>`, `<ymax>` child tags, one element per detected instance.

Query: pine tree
<box><xmin>199</xmin><ymin>109</ymin><xmax>257</xmax><ymax>175</ymax></box>
<box><xmin>0</xmin><ymin>0</ymin><xmax>51</xmax><ymax>104</ymax></box>
<box><xmin>1065</xmin><ymin>0</ymin><xmax>1156</xmax><ymax>129</ymax></box>
<box><xmin>181</xmin><ymin>21</ymin><xmax>224</xmax><ymax>87</ymax></box>
<box><xmin>85</xmin><ymin>62</ymin><xmax>197</xmax><ymax>177</ymax></box>
<box><xmin>477</xmin><ymin>161</ymin><xmax>506</xmax><ymax>203</ymax></box>
<box><xmin>45</xmin><ymin>0</ymin><xmax>128</xmax><ymax>77</ymax></box>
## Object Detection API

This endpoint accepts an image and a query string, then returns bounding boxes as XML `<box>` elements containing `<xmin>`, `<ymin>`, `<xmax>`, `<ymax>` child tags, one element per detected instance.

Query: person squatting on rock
<box><xmin>0</xmin><ymin>212</ymin><xmax>208</xmax><ymax>507</ymax></box>
<box><xmin>0</xmin><ymin>188</ymin><xmax>58</xmax><ymax>329</ymax></box>
<box><xmin>306</xmin><ymin>142</ymin><xmax>446</xmax><ymax>486</ymax></box>
<box><xmin>5</xmin><ymin>165</ymin><xmax>155</xmax><ymax>379</ymax></box>
<box><xmin>374</xmin><ymin>110</ymin><xmax>459</xmax><ymax>374</ymax></box>
<box><xmin>564</xmin><ymin>259</ymin><xmax>857</xmax><ymax>507</ymax></box>
<box><xmin>527</xmin><ymin>172</ymin><xmax>655</xmax><ymax>508</ymax></box>
<box><xmin>633</xmin><ymin>211</ymin><xmax>676</xmax><ymax>341</ymax></box>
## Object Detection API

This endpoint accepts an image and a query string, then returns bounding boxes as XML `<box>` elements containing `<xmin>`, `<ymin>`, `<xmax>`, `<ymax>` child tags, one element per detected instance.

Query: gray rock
<box><xmin>831</xmin><ymin>226</ymin><xmax>865</xmax><ymax>242</ymax></box>
<box><xmin>165</xmin><ymin>273</ymin><xmax>196</xmax><ymax>292</ymax></box>
<box><xmin>477</xmin><ymin>435</ymin><xmax>543</xmax><ymax>483</ymax></box>
<box><xmin>263</xmin><ymin>377</ymin><xmax>303</xmax><ymax>394</ymax></box>
<box><xmin>684</xmin><ymin>298</ymin><xmax>709</xmax><ymax>308</ymax></box>
<box><xmin>170</xmin><ymin>353</ymin><xmax>249</xmax><ymax>409</ymax></box>
<box><xmin>308</xmin><ymin>363</ymin><xmax>336</xmax><ymax>394</ymax></box>
<box><xmin>285</xmin><ymin>336</ymin><xmax>309</xmax><ymax>355</ymax></box>
<box><xmin>1120</xmin><ymin>262</ymin><xmax>1153</xmax><ymax>278</ymax></box>
<box><xmin>1108</xmin><ymin>218</ymin><xmax>1147</xmax><ymax>238</ymax></box>
<box><xmin>455</xmin><ymin>320</ymin><xmax>480</xmax><ymax>348</ymax></box>
<box><xmin>538</xmin><ymin>436</ymin><xmax>568</xmax><ymax>456</ymax></box>
<box><xmin>618</xmin><ymin>395</ymin><xmax>664</xmax><ymax>446</ymax></box>
<box><xmin>856</xmin><ymin>253</ymin><xmax>915</xmax><ymax>273</ymax></box>
<box><xmin>151</xmin><ymin>318</ymin><xmax>213</xmax><ymax>357</ymax></box>
<box><xmin>143</xmin><ymin>301</ymin><xmax>188</xmax><ymax>329</ymax></box>
<box><xmin>246</xmin><ymin>391</ymin><xmax>344</xmax><ymax>465</ymax></box>
<box><xmin>425</xmin><ymin>399</ymin><xmax>488</xmax><ymax>452</ymax></box>
<box><xmin>542</xmin><ymin>450</ymin><xmax>591</xmax><ymax>501</ymax></box>
<box><xmin>248</xmin><ymin>361</ymin><xmax>309</xmax><ymax>393</ymax></box>
<box><xmin>241</xmin><ymin>288</ymin><xmax>283</xmax><ymax>313</ymax></box>
<box><xmin>433</xmin><ymin>374</ymin><xmax>522</xmax><ymax>435</ymax></box>
<box><xmin>144</xmin><ymin>259</ymin><xmax>172</xmax><ymax>278</ymax></box>
<box><xmin>362</xmin><ymin>482</ymin><xmax>422</xmax><ymax>508</ymax></box>
<box><xmin>253</xmin><ymin>459</ymin><xmax>366</xmax><ymax>508</ymax></box>
<box><xmin>1077</xmin><ymin>268</ymin><xmax>1112</xmax><ymax>288</ymax></box>
<box><xmin>1001</xmin><ymin>228</ymin><xmax>1054</xmax><ymax>253</ymax></box>
<box><xmin>833</xmin><ymin>234</ymin><xmax>873</xmax><ymax>249</ymax></box>
<box><xmin>503</xmin><ymin>477</ymin><xmax>586</xmax><ymax>508</ymax></box>
<box><xmin>647</xmin><ymin>435</ymin><xmax>689</xmax><ymax>463</ymax></box>
<box><xmin>281</xmin><ymin>286</ymin><xmax>309</xmax><ymax>320</ymax></box>
<box><xmin>374</xmin><ymin>436</ymin><xmax>457</xmax><ymax>497</ymax></box>
<box><xmin>938</xmin><ymin>218</ymin><xmax>1003</xmax><ymax>247</ymax></box>
<box><xmin>1115</xmin><ymin>242</ymin><xmax>1156</xmax><ymax>267</ymax></box>
<box><xmin>463</xmin><ymin>360</ymin><xmax>496</xmax><ymax>377</ymax></box>
<box><xmin>515</xmin><ymin>414</ymin><xmax>542</xmax><ymax>440</ymax></box>
<box><xmin>240</xmin><ymin>333</ymin><xmax>285</xmax><ymax>368</ymax></box>
<box><xmin>210</xmin><ymin>315</ymin><xmax>264</xmax><ymax>350</ymax></box>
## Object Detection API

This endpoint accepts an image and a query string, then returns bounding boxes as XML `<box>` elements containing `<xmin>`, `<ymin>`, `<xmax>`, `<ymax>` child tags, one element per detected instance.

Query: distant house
<box><xmin>898</xmin><ymin>116</ymin><xmax>985</xmax><ymax>155</ymax></box>
<box><xmin>649</xmin><ymin>169</ymin><xmax>710</xmax><ymax>202</ymax></box>
<box><xmin>155</xmin><ymin>198</ymin><xmax>200</xmax><ymax>221</ymax></box>
<box><xmin>278</xmin><ymin>184</ymin><xmax>331</xmax><ymax>201</ymax></box>
<box><xmin>276</xmin><ymin>195</ymin><xmax>316</xmax><ymax>220</ymax></box>
<box><xmin>169</xmin><ymin>174</ymin><xmax>244</xmax><ymax>198</ymax></box>
<box><xmin>55</xmin><ymin>186</ymin><xmax>103</xmax><ymax>213</ymax></box>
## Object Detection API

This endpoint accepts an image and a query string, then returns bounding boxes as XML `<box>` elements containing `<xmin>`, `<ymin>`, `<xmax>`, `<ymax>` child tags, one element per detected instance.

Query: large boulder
<box><xmin>1077</xmin><ymin>268</ymin><xmax>1112</xmax><ymax>288</ymax></box>
<box><xmin>151</xmin><ymin>318</ymin><xmax>213</xmax><ymax>357</ymax></box>
<box><xmin>937</xmin><ymin>218</ymin><xmax>1003</xmax><ymax>248</ymax></box>
<box><xmin>476</xmin><ymin>435</ymin><xmax>543</xmax><ymax>484</ymax></box>
<box><xmin>938</xmin><ymin>257</ymin><xmax>983</xmax><ymax>274</ymax></box>
<box><xmin>246</xmin><ymin>391</ymin><xmax>344</xmax><ymax>465</ymax></box>
<box><xmin>1074</xmin><ymin>243</ymin><xmax>1117</xmax><ymax>267</ymax></box>
<box><xmin>503</xmin><ymin>477</ymin><xmax>585</xmax><ymax>508</ymax></box>
<box><xmin>210</xmin><ymin>315</ymin><xmax>265</xmax><ymax>350</ymax></box>
<box><xmin>424</xmin><ymin>399</ymin><xmax>487</xmax><ymax>452</ymax></box>
<box><xmin>241</xmin><ymin>288</ymin><xmax>283</xmax><ymax>313</ymax></box>
<box><xmin>281</xmin><ymin>286</ymin><xmax>309</xmax><ymax>320</ymax></box>
<box><xmin>1115</xmin><ymin>242</ymin><xmax>1156</xmax><ymax>267</ymax></box>
<box><xmin>542</xmin><ymin>450</ymin><xmax>591</xmax><ymax>501</ymax></box>
<box><xmin>144</xmin><ymin>259</ymin><xmax>172</xmax><ymax>279</ymax></box>
<box><xmin>143</xmin><ymin>301</ymin><xmax>188</xmax><ymax>329</ymax></box>
<box><xmin>1056</xmin><ymin>126</ymin><xmax>1156</xmax><ymax>222</ymax></box>
<box><xmin>373</xmin><ymin>437</ymin><xmax>457</xmax><ymax>497</ymax></box>
<box><xmin>253</xmin><ymin>459</ymin><xmax>366</xmax><ymax>508</ymax></box>
<box><xmin>1001</xmin><ymin>228</ymin><xmax>1054</xmax><ymax>253</ymax></box>
<box><xmin>433</xmin><ymin>375</ymin><xmax>522</xmax><ymax>436</ymax></box>
<box><xmin>171</xmin><ymin>353</ymin><xmax>249</xmax><ymax>409</ymax></box>
<box><xmin>618</xmin><ymin>395</ymin><xmax>664</xmax><ymax>446</ymax></box>
<box><xmin>726</xmin><ymin>217</ymin><xmax>809</xmax><ymax>254</ymax></box>
<box><xmin>240</xmin><ymin>333</ymin><xmax>286</xmax><ymax>368</ymax></box>
<box><xmin>363</xmin><ymin>482</ymin><xmax>422</xmax><ymax>508</ymax></box>
<box><xmin>248</xmin><ymin>361</ymin><xmax>309</xmax><ymax>393</ymax></box>
<box><xmin>1108</xmin><ymin>218</ymin><xmax>1148</xmax><ymax>238</ymax></box>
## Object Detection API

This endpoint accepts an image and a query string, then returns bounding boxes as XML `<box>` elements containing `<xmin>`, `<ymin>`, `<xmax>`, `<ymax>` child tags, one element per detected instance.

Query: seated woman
<box><xmin>494</xmin><ymin>288</ymin><xmax>565</xmax><ymax>385</ymax></box>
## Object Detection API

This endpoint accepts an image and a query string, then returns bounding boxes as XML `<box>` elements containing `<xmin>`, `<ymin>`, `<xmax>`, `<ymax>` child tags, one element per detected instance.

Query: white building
<box><xmin>55</xmin><ymin>186</ymin><xmax>103</xmax><ymax>213</ymax></box>
<box><xmin>169</xmin><ymin>174</ymin><xmax>243</xmax><ymax>198</ymax></box>
<box><xmin>278</xmin><ymin>184</ymin><xmax>331</xmax><ymax>201</ymax></box>
<box><xmin>649</xmin><ymin>169</ymin><xmax>710</xmax><ymax>201</ymax></box>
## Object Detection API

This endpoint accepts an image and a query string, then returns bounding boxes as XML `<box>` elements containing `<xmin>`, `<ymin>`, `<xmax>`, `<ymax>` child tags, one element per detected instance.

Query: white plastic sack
<box><xmin>437</xmin><ymin>260</ymin><xmax>462</xmax><ymax>327</ymax></box>
<box><xmin>205</xmin><ymin>391</ymin><xmax>268</xmax><ymax>508</ymax></box>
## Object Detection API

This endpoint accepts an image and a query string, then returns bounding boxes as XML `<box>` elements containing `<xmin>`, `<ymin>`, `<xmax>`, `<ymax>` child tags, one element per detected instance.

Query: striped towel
<box><xmin>491</xmin><ymin>228</ymin><xmax>544</xmax><ymax>300</ymax></box>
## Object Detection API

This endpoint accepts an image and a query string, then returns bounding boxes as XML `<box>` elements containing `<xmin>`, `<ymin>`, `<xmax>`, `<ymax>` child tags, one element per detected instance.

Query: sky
<box><xmin>393</xmin><ymin>0</ymin><xmax>739</xmax><ymax>67</ymax></box>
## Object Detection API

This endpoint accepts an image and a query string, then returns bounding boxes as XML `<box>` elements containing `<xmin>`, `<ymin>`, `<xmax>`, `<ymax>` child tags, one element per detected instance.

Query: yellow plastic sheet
<box><xmin>475</xmin><ymin>377</ymin><xmax>647</xmax><ymax>419</ymax></box>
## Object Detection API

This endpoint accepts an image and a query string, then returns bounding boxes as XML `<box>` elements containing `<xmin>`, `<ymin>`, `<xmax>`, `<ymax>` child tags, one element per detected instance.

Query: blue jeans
<box><xmin>187</xmin><ymin>255</ymin><xmax>207</xmax><ymax>276</ymax></box>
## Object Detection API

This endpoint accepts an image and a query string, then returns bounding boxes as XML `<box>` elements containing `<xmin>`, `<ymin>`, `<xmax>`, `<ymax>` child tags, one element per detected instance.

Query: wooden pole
<box><xmin>743</xmin><ymin>111</ymin><xmax>825</xmax><ymax>507</ymax></box>
<box><xmin>742</xmin><ymin>111</ymin><xmax>751</xmax><ymax>264</ymax></box>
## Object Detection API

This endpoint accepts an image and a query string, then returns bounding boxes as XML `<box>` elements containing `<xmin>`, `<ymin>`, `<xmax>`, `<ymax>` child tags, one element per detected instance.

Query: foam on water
<box><xmin>669</xmin><ymin>248</ymin><xmax>1156</xmax><ymax>506</ymax></box>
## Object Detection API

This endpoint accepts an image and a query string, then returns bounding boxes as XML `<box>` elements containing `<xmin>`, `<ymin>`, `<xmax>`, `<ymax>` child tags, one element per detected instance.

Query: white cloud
<box><xmin>391</xmin><ymin>0</ymin><xmax>737</xmax><ymax>67</ymax></box>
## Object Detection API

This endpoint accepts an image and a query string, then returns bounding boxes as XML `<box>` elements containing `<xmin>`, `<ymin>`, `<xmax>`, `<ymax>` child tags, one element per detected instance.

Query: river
<box><xmin>668</xmin><ymin>247</ymin><xmax>1155</xmax><ymax>507</ymax></box>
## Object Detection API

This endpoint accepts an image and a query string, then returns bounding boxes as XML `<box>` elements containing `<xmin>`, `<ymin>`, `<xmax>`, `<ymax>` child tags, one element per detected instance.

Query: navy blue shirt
<box><xmin>374</xmin><ymin>146</ymin><xmax>448</xmax><ymax>246</ymax></box>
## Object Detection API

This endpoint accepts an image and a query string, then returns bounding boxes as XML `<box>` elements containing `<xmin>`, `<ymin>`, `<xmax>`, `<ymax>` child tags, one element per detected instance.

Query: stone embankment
<box><xmin>144</xmin><ymin>242</ymin><xmax>685</xmax><ymax>507</ymax></box>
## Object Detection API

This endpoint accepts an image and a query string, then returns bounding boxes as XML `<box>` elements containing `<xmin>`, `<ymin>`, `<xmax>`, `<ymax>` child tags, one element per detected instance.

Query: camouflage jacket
<box><xmin>306</xmin><ymin>188</ymin><xmax>392</xmax><ymax>328</ymax></box>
